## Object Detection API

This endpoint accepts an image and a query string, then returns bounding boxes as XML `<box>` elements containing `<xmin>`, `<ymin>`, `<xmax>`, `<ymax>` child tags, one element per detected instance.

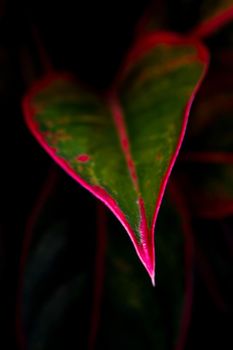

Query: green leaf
<box><xmin>19</xmin><ymin>178</ymin><xmax>188</xmax><ymax>349</ymax></box>
<box><xmin>96</xmin><ymin>196</ymin><xmax>188</xmax><ymax>350</ymax></box>
<box><xmin>23</xmin><ymin>33</ymin><xmax>208</xmax><ymax>282</ymax></box>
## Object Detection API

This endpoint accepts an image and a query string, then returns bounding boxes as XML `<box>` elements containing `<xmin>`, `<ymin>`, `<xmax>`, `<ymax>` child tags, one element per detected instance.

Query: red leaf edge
<box><xmin>22</xmin><ymin>32</ymin><xmax>209</xmax><ymax>284</ymax></box>
<box><xmin>190</xmin><ymin>6</ymin><xmax>233</xmax><ymax>38</ymax></box>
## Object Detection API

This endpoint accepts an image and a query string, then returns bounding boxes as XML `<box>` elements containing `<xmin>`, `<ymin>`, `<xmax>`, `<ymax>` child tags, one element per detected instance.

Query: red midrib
<box><xmin>109</xmin><ymin>96</ymin><xmax>139</xmax><ymax>192</ymax></box>
<box><xmin>108</xmin><ymin>94</ymin><xmax>152</xmax><ymax>255</ymax></box>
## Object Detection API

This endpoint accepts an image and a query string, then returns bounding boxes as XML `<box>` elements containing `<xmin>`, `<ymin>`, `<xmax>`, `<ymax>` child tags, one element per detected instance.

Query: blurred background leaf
<box><xmin>19</xmin><ymin>173</ymin><xmax>188</xmax><ymax>350</ymax></box>
<box><xmin>0</xmin><ymin>1</ymin><xmax>231</xmax><ymax>349</ymax></box>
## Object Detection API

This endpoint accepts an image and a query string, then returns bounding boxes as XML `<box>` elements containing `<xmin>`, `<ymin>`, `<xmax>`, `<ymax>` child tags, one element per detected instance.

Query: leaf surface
<box><xmin>97</xmin><ymin>196</ymin><xmax>188</xmax><ymax>350</ymax></box>
<box><xmin>23</xmin><ymin>33</ymin><xmax>208</xmax><ymax>281</ymax></box>
<box><xmin>19</xmin><ymin>179</ymin><xmax>187</xmax><ymax>349</ymax></box>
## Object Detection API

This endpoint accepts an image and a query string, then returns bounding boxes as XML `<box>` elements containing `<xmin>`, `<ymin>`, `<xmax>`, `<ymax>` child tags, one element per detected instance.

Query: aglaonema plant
<box><xmin>23</xmin><ymin>33</ymin><xmax>208</xmax><ymax>283</ymax></box>
<box><xmin>16</xmin><ymin>0</ymin><xmax>233</xmax><ymax>349</ymax></box>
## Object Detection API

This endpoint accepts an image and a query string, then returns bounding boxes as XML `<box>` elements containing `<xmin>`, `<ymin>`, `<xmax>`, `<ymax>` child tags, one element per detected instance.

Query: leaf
<box><xmin>191</xmin><ymin>0</ymin><xmax>233</xmax><ymax>38</ymax></box>
<box><xmin>134</xmin><ymin>0</ymin><xmax>233</xmax><ymax>38</ymax></box>
<box><xmin>176</xmin><ymin>163</ymin><xmax>233</xmax><ymax>219</ymax></box>
<box><xmin>96</xmin><ymin>195</ymin><xmax>189</xmax><ymax>350</ymax></box>
<box><xmin>184</xmin><ymin>75</ymin><xmax>233</xmax><ymax>154</ymax></box>
<box><xmin>194</xmin><ymin>218</ymin><xmax>232</xmax><ymax>310</ymax></box>
<box><xmin>23</xmin><ymin>32</ymin><xmax>208</xmax><ymax>282</ymax></box>
<box><xmin>17</xmin><ymin>172</ymin><xmax>95</xmax><ymax>350</ymax></box>
<box><xmin>19</xmin><ymin>171</ymin><xmax>189</xmax><ymax>349</ymax></box>
<box><xmin>180</xmin><ymin>37</ymin><xmax>233</xmax><ymax>218</ymax></box>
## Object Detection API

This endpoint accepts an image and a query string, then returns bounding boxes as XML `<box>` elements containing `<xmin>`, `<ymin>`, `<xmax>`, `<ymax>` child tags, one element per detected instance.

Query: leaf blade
<box><xmin>23</xmin><ymin>33</ymin><xmax>209</xmax><ymax>281</ymax></box>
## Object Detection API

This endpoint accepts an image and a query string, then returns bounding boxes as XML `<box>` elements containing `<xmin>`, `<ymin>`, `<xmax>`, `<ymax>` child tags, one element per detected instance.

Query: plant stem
<box><xmin>88</xmin><ymin>203</ymin><xmax>107</xmax><ymax>350</ymax></box>
<box><xmin>169</xmin><ymin>181</ymin><xmax>194</xmax><ymax>350</ymax></box>
<box><xmin>195</xmin><ymin>244</ymin><xmax>226</xmax><ymax>311</ymax></box>
<box><xmin>15</xmin><ymin>166</ymin><xmax>59</xmax><ymax>350</ymax></box>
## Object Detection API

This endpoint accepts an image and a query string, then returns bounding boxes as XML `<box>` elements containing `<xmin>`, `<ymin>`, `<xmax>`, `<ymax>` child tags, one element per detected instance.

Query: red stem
<box><xmin>195</xmin><ymin>245</ymin><xmax>226</xmax><ymax>311</ymax></box>
<box><xmin>170</xmin><ymin>179</ymin><xmax>226</xmax><ymax>349</ymax></box>
<box><xmin>15</xmin><ymin>167</ymin><xmax>59</xmax><ymax>350</ymax></box>
<box><xmin>169</xmin><ymin>182</ymin><xmax>194</xmax><ymax>350</ymax></box>
<box><xmin>181</xmin><ymin>151</ymin><xmax>233</xmax><ymax>164</ymax></box>
<box><xmin>88</xmin><ymin>203</ymin><xmax>107</xmax><ymax>350</ymax></box>
<box><xmin>16</xmin><ymin>15</ymin><xmax>56</xmax><ymax>350</ymax></box>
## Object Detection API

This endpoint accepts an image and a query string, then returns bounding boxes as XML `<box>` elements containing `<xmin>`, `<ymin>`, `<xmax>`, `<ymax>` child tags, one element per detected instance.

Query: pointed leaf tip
<box><xmin>151</xmin><ymin>275</ymin><xmax>156</xmax><ymax>287</ymax></box>
<box><xmin>23</xmin><ymin>33</ymin><xmax>208</xmax><ymax>280</ymax></box>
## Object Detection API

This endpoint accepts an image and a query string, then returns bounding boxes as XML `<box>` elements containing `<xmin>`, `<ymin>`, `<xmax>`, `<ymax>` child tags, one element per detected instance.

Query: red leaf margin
<box><xmin>191</xmin><ymin>5</ymin><xmax>233</xmax><ymax>38</ymax></box>
<box><xmin>22</xmin><ymin>32</ymin><xmax>209</xmax><ymax>284</ymax></box>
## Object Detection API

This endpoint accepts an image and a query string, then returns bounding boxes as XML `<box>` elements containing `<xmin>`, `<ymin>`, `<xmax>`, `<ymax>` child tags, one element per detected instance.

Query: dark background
<box><xmin>0</xmin><ymin>0</ymin><xmax>231</xmax><ymax>349</ymax></box>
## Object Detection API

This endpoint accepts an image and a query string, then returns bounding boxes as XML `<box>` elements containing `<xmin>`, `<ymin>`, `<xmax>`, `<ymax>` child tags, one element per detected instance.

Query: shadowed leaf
<box><xmin>18</xmin><ymin>175</ymin><xmax>95</xmax><ymax>350</ymax></box>
<box><xmin>180</xmin><ymin>35</ymin><xmax>233</xmax><ymax>218</ymax></box>
<box><xmin>20</xmin><ymin>182</ymin><xmax>188</xmax><ymax>350</ymax></box>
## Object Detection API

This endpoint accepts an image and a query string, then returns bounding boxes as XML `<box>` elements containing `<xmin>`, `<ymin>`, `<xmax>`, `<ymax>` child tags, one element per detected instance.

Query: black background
<box><xmin>0</xmin><ymin>1</ymin><xmax>231</xmax><ymax>349</ymax></box>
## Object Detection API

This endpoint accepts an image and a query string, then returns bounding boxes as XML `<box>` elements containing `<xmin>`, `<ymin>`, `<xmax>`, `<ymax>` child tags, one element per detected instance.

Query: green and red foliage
<box><xmin>0</xmin><ymin>1</ymin><xmax>232</xmax><ymax>349</ymax></box>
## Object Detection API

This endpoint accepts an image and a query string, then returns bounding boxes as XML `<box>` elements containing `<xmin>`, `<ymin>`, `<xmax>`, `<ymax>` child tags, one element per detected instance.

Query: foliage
<box><xmin>0</xmin><ymin>1</ymin><xmax>232</xmax><ymax>349</ymax></box>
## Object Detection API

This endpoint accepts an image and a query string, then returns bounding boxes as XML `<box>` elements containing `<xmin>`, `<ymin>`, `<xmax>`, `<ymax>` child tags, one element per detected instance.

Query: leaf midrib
<box><xmin>108</xmin><ymin>93</ymin><xmax>150</xmax><ymax>245</ymax></box>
